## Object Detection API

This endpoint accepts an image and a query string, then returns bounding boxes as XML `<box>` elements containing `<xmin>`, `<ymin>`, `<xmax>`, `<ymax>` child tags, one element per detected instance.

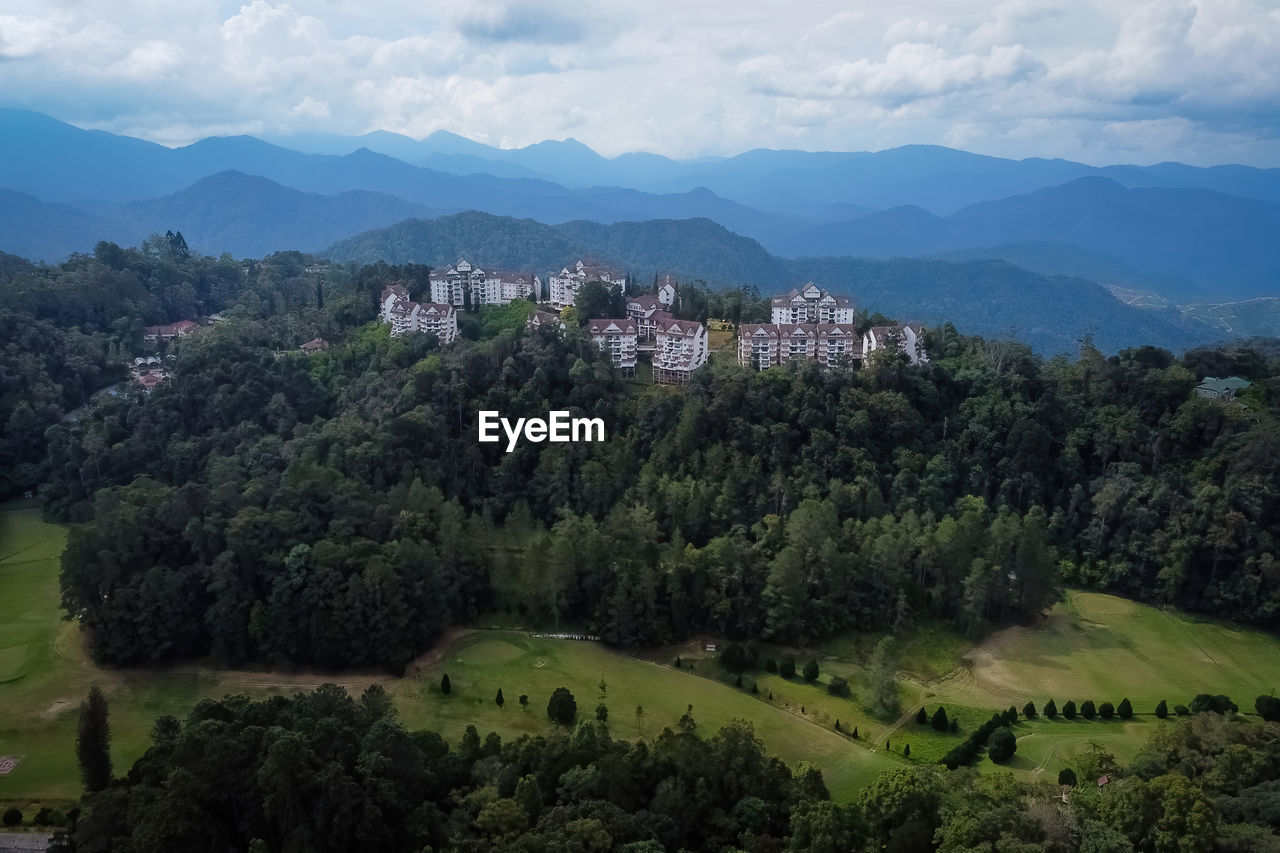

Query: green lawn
<box><xmin>948</xmin><ymin>591</ymin><xmax>1280</xmax><ymax>711</ymax></box>
<box><xmin>387</xmin><ymin>632</ymin><xmax>899</xmax><ymax>801</ymax></box>
<box><xmin>5</xmin><ymin>504</ymin><xmax>1280</xmax><ymax>808</ymax></box>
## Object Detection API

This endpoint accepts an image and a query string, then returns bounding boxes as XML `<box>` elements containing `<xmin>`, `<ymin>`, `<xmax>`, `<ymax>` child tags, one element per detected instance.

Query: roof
<box><xmin>1197</xmin><ymin>376</ymin><xmax>1251</xmax><ymax>393</ymax></box>
<box><xmin>300</xmin><ymin>338</ymin><xmax>329</xmax><ymax>351</ymax></box>
<box><xmin>657</xmin><ymin>318</ymin><xmax>704</xmax><ymax>336</ymax></box>
<box><xmin>587</xmin><ymin>318</ymin><xmax>637</xmax><ymax>335</ymax></box>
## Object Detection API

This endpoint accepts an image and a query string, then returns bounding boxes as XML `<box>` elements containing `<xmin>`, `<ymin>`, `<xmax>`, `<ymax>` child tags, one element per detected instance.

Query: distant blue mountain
<box><xmin>774</xmin><ymin>178</ymin><xmax>1280</xmax><ymax>299</ymax></box>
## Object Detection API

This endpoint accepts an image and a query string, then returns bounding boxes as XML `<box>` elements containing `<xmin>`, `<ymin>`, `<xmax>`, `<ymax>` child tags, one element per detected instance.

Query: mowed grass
<box><xmin>949</xmin><ymin>591</ymin><xmax>1280</xmax><ymax>711</ymax></box>
<box><xmin>386</xmin><ymin>632</ymin><xmax>899</xmax><ymax>801</ymax></box>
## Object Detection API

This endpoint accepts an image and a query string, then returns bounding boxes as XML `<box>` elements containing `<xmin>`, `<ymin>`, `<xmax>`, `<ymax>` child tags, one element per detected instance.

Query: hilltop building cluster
<box><xmin>376</xmin><ymin>258</ymin><xmax>927</xmax><ymax>382</ymax></box>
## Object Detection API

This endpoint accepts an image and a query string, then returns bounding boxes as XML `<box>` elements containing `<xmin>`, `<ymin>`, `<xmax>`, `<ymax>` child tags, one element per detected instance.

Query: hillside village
<box><xmin>377</xmin><ymin>258</ymin><xmax>929</xmax><ymax>383</ymax></box>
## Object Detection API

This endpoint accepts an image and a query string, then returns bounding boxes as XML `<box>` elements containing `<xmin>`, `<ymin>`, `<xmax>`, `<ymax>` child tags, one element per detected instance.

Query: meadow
<box><xmin>4</xmin><ymin>503</ymin><xmax>1280</xmax><ymax>811</ymax></box>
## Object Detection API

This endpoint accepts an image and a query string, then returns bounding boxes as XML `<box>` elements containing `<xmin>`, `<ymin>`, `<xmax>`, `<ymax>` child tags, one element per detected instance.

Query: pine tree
<box><xmin>735</xmin><ymin>674</ymin><xmax>743</xmax><ymax>687</ymax></box>
<box><xmin>495</xmin><ymin>688</ymin><xmax>504</xmax><ymax>708</ymax></box>
<box><xmin>835</xmin><ymin>720</ymin><xmax>842</xmax><ymax>732</ymax></box>
<box><xmin>1023</xmin><ymin>701</ymin><xmax>1037</xmax><ymax>718</ymax></box>
<box><xmin>441</xmin><ymin>674</ymin><xmax>451</xmax><ymax>695</ymax></box>
<box><xmin>1045</xmin><ymin>698</ymin><xmax>1058</xmax><ymax>719</ymax></box>
<box><xmin>1155</xmin><ymin>699</ymin><xmax>1168</xmax><ymax>719</ymax></box>
<box><xmin>1118</xmin><ymin>698</ymin><xmax>1133</xmax><ymax>719</ymax></box>
<box><xmin>77</xmin><ymin>686</ymin><xmax>112</xmax><ymax>792</ymax></box>
<box><xmin>852</xmin><ymin>726</ymin><xmax>858</xmax><ymax>739</ymax></box>
<box><xmin>931</xmin><ymin>707</ymin><xmax>949</xmax><ymax>732</ymax></box>
<box><xmin>903</xmin><ymin>744</ymin><xmax>910</xmax><ymax>758</ymax></box>
<box><xmin>675</xmin><ymin>656</ymin><xmax>682</xmax><ymax>668</ymax></box>
<box><xmin>1081</xmin><ymin>700</ymin><xmax>1096</xmax><ymax>720</ymax></box>
<box><xmin>916</xmin><ymin>707</ymin><xmax>929</xmax><ymax>725</ymax></box>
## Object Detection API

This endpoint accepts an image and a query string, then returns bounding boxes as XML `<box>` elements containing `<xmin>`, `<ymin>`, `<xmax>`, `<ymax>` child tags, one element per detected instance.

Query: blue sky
<box><xmin>1</xmin><ymin>0</ymin><xmax>1278</xmax><ymax>165</ymax></box>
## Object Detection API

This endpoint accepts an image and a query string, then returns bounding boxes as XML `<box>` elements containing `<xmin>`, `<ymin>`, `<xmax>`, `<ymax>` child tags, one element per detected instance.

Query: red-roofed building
<box><xmin>587</xmin><ymin>318</ymin><xmax>639</xmax><ymax>375</ymax></box>
<box><xmin>143</xmin><ymin>320</ymin><xmax>198</xmax><ymax>342</ymax></box>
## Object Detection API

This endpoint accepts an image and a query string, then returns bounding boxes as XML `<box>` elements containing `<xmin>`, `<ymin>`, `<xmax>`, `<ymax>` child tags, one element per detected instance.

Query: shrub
<box><xmin>519</xmin><ymin>694</ymin><xmax>528</xmax><ymax>710</ymax></box>
<box><xmin>1174</xmin><ymin>704</ymin><xmax>1190</xmax><ymax>716</ymax></box>
<box><xmin>903</xmin><ymin>744</ymin><xmax>911</xmax><ymax>758</ymax></box>
<box><xmin>1154</xmin><ymin>699</ymin><xmax>1168</xmax><ymax>719</ymax></box>
<box><xmin>988</xmin><ymin>729</ymin><xmax>1017</xmax><ymax>763</ymax></box>
<box><xmin>949</xmin><ymin>719</ymin><xmax>958</xmax><ymax>733</ymax></box>
<box><xmin>674</xmin><ymin>656</ymin><xmax>682</xmax><ymax>668</ymax></box>
<box><xmin>802</xmin><ymin>659</ymin><xmax>819</xmax><ymax>682</ymax></box>
<box><xmin>440</xmin><ymin>674</ymin><xmax>451</xmax><ymax>695</ymax></box>
<box><xmin>2</xmin><ymin>808</ymin><xmax>21</xmax><ymax>827</ymax></box>
<box><xmin>1099</xmin><ymin>702</ymin><xmax>1114</xmax><ymax>720</ymax></box>
<box><xmin>1256</xmin><ymin>695</ymin><xmax>1280</xmax><ymax>722</ymax></box>
<box><xmin>1044</xmin><ymin>699</ymin><xmax>1058</xmax><ymax>719</ymax></box>
<box><xmin>596</xmin><ymin>703</ymin><xmax>608</xmax><ymax>722</ymax></box>
<box><xmin>1191</xmin><ymin>694</ymin><xmax>1238</xmax><ymax>715</ymax></box>
<box><xmin>852</xmin><ymin>726</ymin><xmax>858</xmax><ymax>739</ymax></box>
<box><xmin>780</xmin><ymin>657</ymin><xmax>796</xmax><ymax>679</ymax></box>
<box><xmin>1058</xmin><ymin>768</ymin><xmax>1077</xmax><ymax>787</ymax></box>
<box><xmin>735</xmin><ymin>674</ymin><xmax>743</xmax><ymax>687</ymax></box>
<box><xmin>931</xmin><ymin>707</ymin><xmax>949</xmax><ymax>732</ymax></box>
<box><xmin>495</xmin><ymin>689</ymin><xmax>504</xmax><ymax>708</ymax></box>
<box><xmin>765</xmin><ymin>658</ymin><xmax>778</xmax><ymax>673</ymax></box>
<box><xmin>1062</xmin><ymin>700</ymin><xmax>1077</xmax><ymax>720</ymax></box>
<box><xmin>1007</xmin><ymin>705</ymin><xmax>1018</xmax><ymax>722</ymax></box>
<box><xmin>547</xmin><ymin>687</ymin><xmax>577</xmax><ymax>725</ymax></box>
<box><xmin>828</xmin><ymin>676</ymin><xmax>850</xmax><ymax>697</ymax></box>
<box><xmin>1081</xmin><ymin>700</ymin><xmax>1096</xmax><ymax>720</ymax></box>
<box><xmin>916</xmin><ymin>707</ymin><xmax>929</xmax><ymax>725</ymax></box>
<box><xmin>1023</xmin><ymin>701</ymin><xmax>1037</xmax><ymax>718</ymax></box>
<box><xmin>1117</xmin><ymin>698</ymin><xmax>1133</xmax><ymax>720</ymax></box>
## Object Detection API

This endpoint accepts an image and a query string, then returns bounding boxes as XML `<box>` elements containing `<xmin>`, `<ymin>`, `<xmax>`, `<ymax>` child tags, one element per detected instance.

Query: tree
<box><xmin>519</xmin><ymin>694</ymin><xmax>529</xmax><ymax>710</ymax></box>
<box><xmin>595</xmin><ymin>703</ymin><xmax>608</xmax><ymax>722</ymax></box>
<box><xmin>1081</xmin><ymin>700</ymin><xmax>1097</xmax><ymax>720</ymax></box>
<box><xmin>3</xmin><ymin>808</ymin><xmax>21</xmax><ymax>827</ymax></box>
<box><xmin>766</xmin><ymin>658</ymin><xmax>778</xmax><ymax>673</ymax></box>
<box><xmin>1023</xmin><ymin>701</ymin><xmax>1037</xmax><ymax>718</ymax></box>
<box><xmin>735</xmin><ymin>674</ymin><xmax>743</xmax><ymax>687</ymax></box>
<box><xmin>916</xmin><ymin>707</ymin><xmax>929</xmax><ymax>725</ymax></box>
<box><xmin>903</xmin><ymin>744</ymin><xmax>911</xmax><ymax>758</ymax></box>
<box><xmin>803</xmin><ymin>659</ymin><xmax>819</xmax><ymax>682</ymax></box>
<box><xmin>76</xmin><ymin>686</ymin><xmax>112</xmax><ymax>792</ymax></box>
<box><xmin>931</xmin><ymin>707</ymin><xmax>949</xmax><ymax>732</ymax></box>
<box><xmin>1058</xmin><ymin>768</ymin><xmax>1077</xmax><ymax>787</ymax></box>
<box><xmin>868</xmin><ymin>637</ymin><xmax>899</xmax><ymax>714</ymax></box>
<box><xmin>780</xmin><ymin>657</ymin><xmax>796</xmax><ymax>679</ymax></box>
<box><xmin>675</xmin><ymin>655</ymin><xmax>682</xmax><ymax>668</ymax></box>
<box><xmin>1099</xmin><ymin>701</ymin><xmax>1115</xmax><ymax>720</ymax></box>
<box><xmin>1044</xmin><ymin>699</ymin><xmax>1058</xmax><ymax>719</ymax></box>
<box><xmin>547</xmin><ymin>687</ymin><xmax>577</xmax><ymax>725</ymax></box>
<box><xmin>1063</xmin><ymin>700</ymin><xmax>1077</xmax><ymax>720</ymax></box>
<box><xmin>1117</xmin><ymin>698</ymin><xmax>1133</xmax><ymax>719</ymax></box>
<box><xmin>1154</xmin><ymin>699</ymin><xmax>1168</xmax><ymax>718</ymax></box>
<box><xmin>441</xmin><ymin>673</ymin><xmax>451</xmax><ymax>695</ymax></box>
<box><xmin>1255</xmin><ymin>695</ymin><xmax>1280</xmax><ymax>721</ymax></box>
<box><xmin>495</xmin><ymin>688</ymin><xmax>505</xmax><ymax>708</ymax></box>
<box><xmin>988</xmin><ymin>729</ymin><xmax>1017</xmax><ymax>763</ymax></box>
<box><xmin>826</xmin><ymin>676</ymin><xmax>850</xmax><ymax>697</ymax></box>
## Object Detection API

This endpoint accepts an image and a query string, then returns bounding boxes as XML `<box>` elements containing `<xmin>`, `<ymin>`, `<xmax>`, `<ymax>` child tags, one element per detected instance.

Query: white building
<box><xmin>656</xmin><ymin>275</ymin><xmax>677</xmax><ymax>307</ymax></box>
<box><xmin>586</xmin><ymin>318</ymin><xmax>639</xmax><ymax>375</ymax></box>
<box><xmin>429</xmin><ymin>259</ymin><xmax>540</xmax><ymax>308</ymax></box>
<box><xmin>380</xmin><ymin>284</ymin><xmax>458</xmax><ymax>344</ymax></box>
<box><xmin>550</xmin><ymin>260</ymin><xmax>627</xmax><ymax>309</ymax></box>
<box><xmin>625</xmin><ymin>295</ymin><xmax>667</xmax><ymax>342</ymax></box>
<box><xmin>653</xmin><ymin>317</ymin><xmax>708</xmax><ymax>385</ymax></box>
<box><xmin>738</xmin><ymin>322</ymin><xmax>861</xmax><ymax>370</ymax></box>
<box><xmin>862</xmin><ymin>323</ymin><xmax>927</xmax><ymax>365</ymax></box>
<box><xmin>527</xmin><ymin>310</ymin><xmax>566</xmax><ymax>334</ymax></box>
<box><xmin>770</xmin><ymin>282</ymin><xmax>855</xmax><ymax>325</ymax></box>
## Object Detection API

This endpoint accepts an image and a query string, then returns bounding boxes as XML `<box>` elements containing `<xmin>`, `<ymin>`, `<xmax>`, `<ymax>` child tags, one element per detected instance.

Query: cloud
<box><xmin>0</xmin><ymin>0</ymin><xmax>1274</xmax><ymax>166</ymax></box>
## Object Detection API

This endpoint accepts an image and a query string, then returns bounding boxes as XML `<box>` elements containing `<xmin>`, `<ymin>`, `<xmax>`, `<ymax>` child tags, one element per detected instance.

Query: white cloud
<box><xmin>0</xmin><ymin>0</ymin><xmax>1274</xmax><ymax>165</ymax></box>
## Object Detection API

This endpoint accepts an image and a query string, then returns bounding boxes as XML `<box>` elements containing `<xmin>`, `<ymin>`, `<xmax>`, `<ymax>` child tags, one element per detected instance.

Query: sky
<box><xmin>1</xmin><ymin>0</ymin><xmax>1278</xmax><ymax>166</ymax></box>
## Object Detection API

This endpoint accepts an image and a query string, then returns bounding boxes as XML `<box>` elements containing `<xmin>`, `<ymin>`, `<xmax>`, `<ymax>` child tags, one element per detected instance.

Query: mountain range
<box><xmin>2</xmin><ymin>107</ymin><xmax>1279</xmax><ymax>343</ymax></box>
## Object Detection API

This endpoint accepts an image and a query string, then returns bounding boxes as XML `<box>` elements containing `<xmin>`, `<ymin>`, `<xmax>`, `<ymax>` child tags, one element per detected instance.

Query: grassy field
<box><xmin>5</xmin><ymin>503</ymin><xmax>1280</xmax><ymax>809</ymax></box>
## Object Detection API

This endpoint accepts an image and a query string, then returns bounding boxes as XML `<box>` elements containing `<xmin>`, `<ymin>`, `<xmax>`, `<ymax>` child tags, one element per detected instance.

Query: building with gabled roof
<box><xmin>143</xmin><ymin>320</ymin><xmax>198</xmax><ymax>342</ymax></box>
<box><xmin>380</xmin><ymin>284</ymin><xmax>458</xmax><ymax>344</ymax></box>
<box><xmin>586</xmin><ymin>317</ymin><xmax>639</xmax><ymax>375</ymax></box>
<box><xmin>429</xmin><ymin>259</ymin><xmax>540</xmax><ymax>308</ymax></box>
<box><xmin>652</xmin><ymin>316</ymin><xmax>708</xmax><ymax>384</ymax></box>
<box><xmin>1195</xmin><ymin>376</ymin><xmax>1250</xmax><ymax>401</ymax></box>
<box><xmin>770</xmin><ymin>282</ymin><xmax>855</xmax><ymax>325</ymax></box>
<box><xmin>550</xmin><ymin>260</ymin><xmax>626</xmax><ymax>309</ymax></box>
<box><xmin>862</xmin><ymin>322</ymin><xmax>927</xmax><ymax>365</ymax></box>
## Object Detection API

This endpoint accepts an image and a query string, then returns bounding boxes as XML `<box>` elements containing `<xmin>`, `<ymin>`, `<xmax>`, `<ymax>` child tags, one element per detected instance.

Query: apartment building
<box><xmin>652</xmin><ymin>316</ymin><xmax>709</xmax><ymax>385</ymax></box>
<box><xmin>429</xmin><ymin>259</ymin><xmax>540</xmax><ymax>308</ymax></box>
<box><xmin>862</xmin><ymin>323</ymin><xmax>928</xmax><ymax>365</ymax></box>
<box><xmin>770</xmin><ymin>282</ymin><xmax>855</xmax><ymax>325</ymax></box>
<box><xmin>550</xmin><ymin>260</ymin><xmax>627</xmax><ymax>309</ymax></box>
<box><xmin>379</xmin><ymin>284</ymin><xmax>458</xmax><ymax>344</ymax></box>
<box><xmin>586</xmin><ymin>317</ymin><xmax>639</xmax><ymax>375</ymax></box>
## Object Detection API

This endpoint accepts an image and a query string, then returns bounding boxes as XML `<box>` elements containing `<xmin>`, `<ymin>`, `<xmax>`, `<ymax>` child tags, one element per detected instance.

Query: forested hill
<box><xmin>324</xmin><ymin>211</ymin><xmax>1208</xmax><ymax>355</ymax></box>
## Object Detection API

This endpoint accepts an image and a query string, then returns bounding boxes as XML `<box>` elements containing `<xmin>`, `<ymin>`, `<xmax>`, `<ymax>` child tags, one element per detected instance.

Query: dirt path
<box><xmin>873</xmin><ymin>703</ymin><xmax>927</xmax><ymax>748</ymax></box>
